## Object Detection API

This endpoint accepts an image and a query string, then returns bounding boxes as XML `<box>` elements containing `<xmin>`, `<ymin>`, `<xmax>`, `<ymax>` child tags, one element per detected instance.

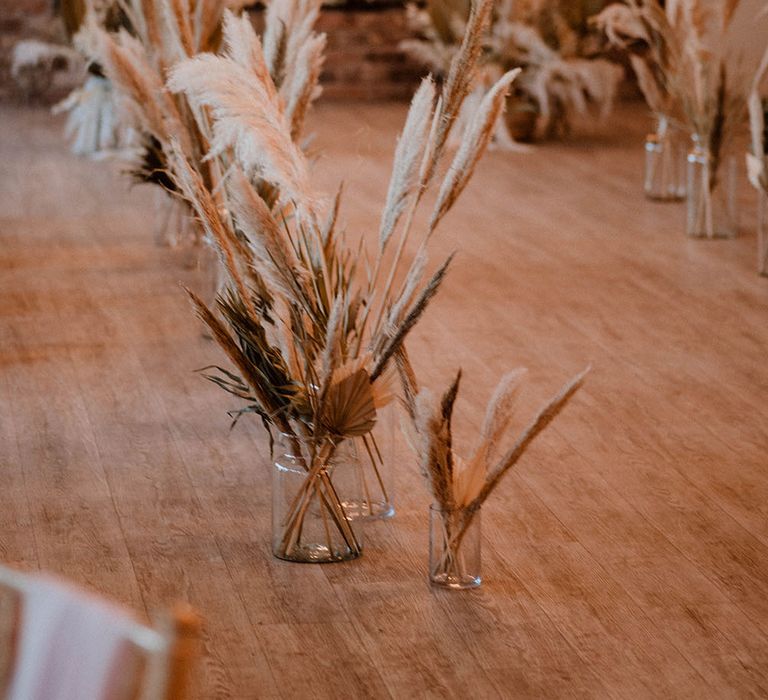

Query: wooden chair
<box><xmin>0</xmin><ymin>565</ymin><xmax>200</xmax><ymax>700</ymax></box>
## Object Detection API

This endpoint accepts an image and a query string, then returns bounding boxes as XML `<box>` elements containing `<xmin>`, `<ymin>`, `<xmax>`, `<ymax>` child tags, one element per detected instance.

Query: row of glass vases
<box><xmin>272</xmin><ymin>423</ymin><xmax>481</xmax><ymax>588</ymax></box>
<box><xmin>644</xmin><ymin>114</ymin><xmax>739</xmax><ymax>239</ymax></box>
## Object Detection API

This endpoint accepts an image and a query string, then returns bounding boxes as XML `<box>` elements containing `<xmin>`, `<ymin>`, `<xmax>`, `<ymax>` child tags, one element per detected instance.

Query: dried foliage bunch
<box><xmin>403</xmin><ymin>0</ymin><xmax>623</xmax><ymax>140</ymax></box>
<box><xmin>597</xmin><ymin>0</ymin><xmax>768</xmax><ymax>185</ymax></box>
<box><xmin>69</xmin><ymin>0</ymin><xmax>324</xmax><ymax>238</ymax></box>
<box><xmin>167</xmin><ymin>0</ymin><xmax>520</xmax><ymax>559</ymax></box>
<box><xmin>594</xmin><ymin>0</ymin><xmax>680</xmax><ymax>118</ymax></box>
<box><xmin>401</xmin><ymin>365</ymin><xmax>589</xmax><ymax>583</ymax></box>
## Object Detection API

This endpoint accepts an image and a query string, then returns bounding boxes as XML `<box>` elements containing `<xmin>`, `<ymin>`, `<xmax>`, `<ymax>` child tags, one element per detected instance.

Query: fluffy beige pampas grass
<box><xmin>168</xmin><ymin>45</ymin><xmax>313</xmax><ymax>210</ymax></box>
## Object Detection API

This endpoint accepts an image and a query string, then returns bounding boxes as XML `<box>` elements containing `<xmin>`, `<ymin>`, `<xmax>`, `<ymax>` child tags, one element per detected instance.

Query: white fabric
<box><xmin>7</xmin><ymin>575</ymin><xmax>140</xmax><ymax>700</ymax></box>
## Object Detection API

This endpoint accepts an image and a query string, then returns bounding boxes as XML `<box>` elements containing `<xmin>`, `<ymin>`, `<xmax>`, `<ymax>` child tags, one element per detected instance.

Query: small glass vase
<box><xmin>429</xmin><ymin>505</ymin><xmax>481</xmax><ymax>589</ymax></box>
<box><xmin>686</xmin><ymin>137</ymin><xmax>738</xmax><ymax>239</ymax></box>
<box><xmin>154</xmin><ymin>190</ymin><xmax>197</xmax><ymax>248</ymax></box>
<box><xmin>336</xmin><ymin>405</ymin><xmax>395</xmax><ymax>521</ymax></box>
<box><xmin>272</xmin><ymin>433</ymin><xmax>362</xmax><ymax>563</ymax></box>
<box><xmin>153</xmin><ymin>190</ymin><xmax>225</xmax><ymax>304</ymax></box>
<box><xmin>644</xmin><ymin>114</ymin><xmax>686</xmax><ymax>201</ymax></box>
<box><xmin>758</xmin><ymin>189</ymin><xmax>768</xmax><ymax>276</ymax></box>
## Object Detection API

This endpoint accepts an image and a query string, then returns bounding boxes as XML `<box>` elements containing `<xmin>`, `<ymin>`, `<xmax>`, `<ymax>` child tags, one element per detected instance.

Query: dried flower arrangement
<box><xmin>594</xmin><ymin>0</ymin><xmax>680</xmax><ymax>119</ymax></box>
<box><xmin>57</xmin><ymin>0</ymin><xmax>588</xmax><ymax>574</ymax></box>
<box><xmin>397</xmin><ymin>357</ymin><xmax>588</xmax><ymax>585</ymax></box>
<box><xmin>403</xmin><ymin>0</ymin><xmax>623</xmax><ymax>142</ymax></box>
<box><xmin>163</xmin><ymin>0</ymin><xmax>520</xmax><ymax>560</ymax></box>
<box><xmin>62</xmin><ymin>0</ymin><xmax>323</xmax><ymax>251</ymax></box>
<box><xmin>599</xmin><ymin>2</ymin><xmax>764</xmax><ymax>182</ymax></box>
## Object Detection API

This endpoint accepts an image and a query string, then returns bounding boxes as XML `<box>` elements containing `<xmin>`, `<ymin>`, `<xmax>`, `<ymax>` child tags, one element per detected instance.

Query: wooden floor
<box><xmin>1</xmin><ymin>100</ymin><xmax>768</xmax><ymax>699</ymax></box>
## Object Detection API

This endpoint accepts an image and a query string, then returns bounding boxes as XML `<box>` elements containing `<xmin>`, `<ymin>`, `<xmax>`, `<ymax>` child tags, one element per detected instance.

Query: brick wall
<box><xmin>0</xmin><ymin>1</ymin><xmax>424</xmax><ymax>103</ymax></box>
<box><xmin>307</xmin><ymin>4</ymin><xmax>424</xmax><ymax>101</ymax></box>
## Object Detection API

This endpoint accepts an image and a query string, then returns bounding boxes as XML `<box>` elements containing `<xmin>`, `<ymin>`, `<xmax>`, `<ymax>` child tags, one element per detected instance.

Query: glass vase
<box><xmin>686</xmin><ymin>137</ymin><xmax>738</xmax><ymax>239</ymax></box>
<box><xmin>429</xmin><ymin>505</ymin><xmax>481</xmax><ymax>589</ymax></box>
<box><xmin>335</xmin><ymin>405</ymin><xmax>395</xmax><ymax>521</ymax></box>
<box><xmin>153</xmin><ymin>190</ymin><xmax>197</xmax><ymax>248</ymax></box>
<box><xmin>759</xmin><ymin>189</ymin><xmax>768</xmax><ymax>276</ymax></box>
<box><xmin>644</xmin><ymin>114</ymin><xmax>686</xmax><ymax>201</ymax></box>
<box><xmin>272</xmin><ymin>433</ymin><xmax>362</xmax><ymax>563</ymax></box>
<box><xmin>153</xmin><ymin>190</ymin><xmax>225</xmax><ymax>305</ymax></box>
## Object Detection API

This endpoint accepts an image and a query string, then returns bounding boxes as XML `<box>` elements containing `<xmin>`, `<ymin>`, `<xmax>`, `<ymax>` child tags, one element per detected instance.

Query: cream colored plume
<box><xmin>168</xmin><ymin>52</ymin><xmax>314</xmax><ymax>209</ymax></box>
<box><xmin>379</xmin><ymin>77</ymin><xmax>437</xmax><ymax>251</ymax></box>
<box><xmin>220</xmin><ymin>10</ymin><xmax>278</xmax><ymax>102</ymax></box>
<box><xmin>225</xmin><ymin>168</ymin><xmax>307</xmax><ymax>303</ymax></box>
<box><xmin>93</xmin><ymin>26</ymin><xmax>187</xmax><ymax>152</ymax></box>
<box><xmin>428</xmin><ymin>68</ymin><xmax>519</xmax><ymax>233</ymax></box>
<box><xmin>282</xmin><ymin>31</ymin><xmax>326</xmax><ymax>139</ymax></box>
<box><xmin>474</xmin><ymin>368</ymin><xmax>527</xmax><ymax>468</ymax></box>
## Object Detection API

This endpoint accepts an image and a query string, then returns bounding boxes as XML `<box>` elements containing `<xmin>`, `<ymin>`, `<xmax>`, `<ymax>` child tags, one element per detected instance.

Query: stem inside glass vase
<box><xmin>272</xmin><ymin>434</ymin><xmax>362</xmax><ymax>563</ymax></box>
<box><xmin>429</xmin><ymin>505</ymin><xmax>481</xmax><ymax>589</ymax></box>
<box><xmin>686</xmin><ymin>135</ymin><xmax>738</xmax><ymax>239</ymax></box>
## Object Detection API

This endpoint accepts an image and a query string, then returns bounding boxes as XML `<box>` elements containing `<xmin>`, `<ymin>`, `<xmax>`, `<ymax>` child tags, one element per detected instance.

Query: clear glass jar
<box><xmin>429</xmin><ymin>505</ymin><xmax>481</xmax><ymax>589</ymax></box>
<box><xmin>644</xmin><ymin>114</ymin><xmax>686</xmax><ymax>201</ymax></box>
<box><xmin>335</xmin><ymin>405</ymin><xmax>395</xmax><ymax>521</ymax></box>
<box><xmin>686</xmin><ymin>137</ymin><xmax>738</xmax><ymax>239</ymax></box>
<box><xmin>154</xmin><ymin>190</ymin><xmax>224</xmax><ymax>305</ymax></box>
<box><xmin>272</xmin><ymin>433</ymin><xmax>362</xmax><ymax>563</ymax></box>
<box><xmin>759</xmin><ymin>189</ymin><xmax>768</xmax><ymax>276</ymax></box>
<box><xmin>154</xmin><ymin>190</ymin><xmax>196</xmax><ymax>248</ymax></box>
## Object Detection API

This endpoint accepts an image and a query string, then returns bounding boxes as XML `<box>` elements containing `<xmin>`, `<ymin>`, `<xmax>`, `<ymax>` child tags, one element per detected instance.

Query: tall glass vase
<box><xmin>686</xmin><ymin>137</ymin><xmax>738</xmax><ymax>239</ymax></box>
<box><xmin>759</xmin><ymin>190</ymin><xmax>768</xmax><ymax>276</ymax></box>
<box><xmin>153</xmin><ymin>191</ymin><xmax>225</xmax><ymax>306</ymax></box>
<box><xmin>272</xmin><ymin>433</ymin><xmax>362</xmax><ymax>563</ymax></box>
<box><xmin>153</xmin><ymin>190</ymin><xmax>197</xmax><ymax>248</ymax></box>
<box><xmin>644</xmin><ymin>114</ymin><xmax>686</xmax><ymax>201</ymax></box>
<box><xmin>335</xmin><ymin>405</ymin><xmax>395</xmax><ymax>521</ymax></box>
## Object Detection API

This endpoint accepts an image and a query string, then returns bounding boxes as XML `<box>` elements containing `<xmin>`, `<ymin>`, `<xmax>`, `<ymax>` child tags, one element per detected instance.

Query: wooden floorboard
<box><xmin>1</xmin><ymin>101</ymin><xmax>767</xmax><ymax>698</ymax></box>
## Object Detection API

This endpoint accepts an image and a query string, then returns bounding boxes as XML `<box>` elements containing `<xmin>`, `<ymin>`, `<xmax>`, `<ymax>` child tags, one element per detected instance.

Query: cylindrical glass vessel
<box><xmin>686</xmin><ymin>137</ymin><xmax>738</xmax><ymax>239</ymax></box>
<box><xmin>759</xmin><ymin>189</ymin><xmax>768</xmax><ymax>276</ymax></box>
<box><xmin>154</xmin><ymin>191</ymin><xmax>196</xmax><ymax>248</ymax></box>
<box><xmin>644</xmin><ymin>114</ymin><xmax>686</xmax><ymax>201</ymax></box>
<box><xmin>272</xmin><ymin>434</ymin><xmax>362</xmax><ymax>563</ymax></box>
<box><xmin>154</xmin><ymin>191</ymin><xmax>224</xmax><ymax>305</ymax></box>
<box><xmin>336</xmin><ymin>405</ymin><xmax>395</xmax><ymax>521</ymax></box>
<box><xmin>429</xmin><ymin>505</ymin><xmax>481</xmax><ymax>589</ymax></box>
